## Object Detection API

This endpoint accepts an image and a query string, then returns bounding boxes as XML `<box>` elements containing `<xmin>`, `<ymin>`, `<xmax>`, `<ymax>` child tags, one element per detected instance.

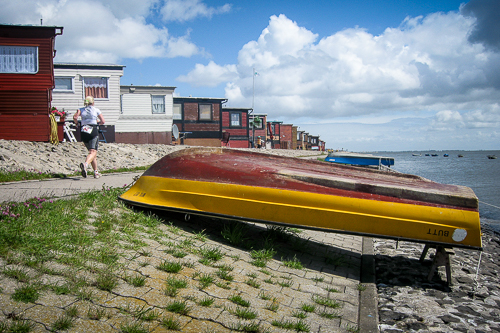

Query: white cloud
<box><xmin>210</xmin><ymin>12</ymin><xmax>500</xmax><ymax>124</ymax></box>
<box><xmin>160</xmin><ymin>0</ymin><xmax>231</xmax><ymax>22</ymax></box>
<box><xmin>430</xmin><ymin>110</ymin><xmax>465</xmax><ymax>130</ymax></box>
<box><xmin>0</xmin><ymin>0</ymin><xmax>202</xmax><ymax>63</ymax></box>
<box><xmin>177</xmin><ymin>61</ymin><xmax>238</xmax><ymax>87</ymax></box>
<box><xmin>171</xmin><ymin>10</ymin><xmax>499</xmax><ymax>149</ymax></box>
<box><xmin>177</xmin><ymin>10</ymin><xmax>500</xmax><ymax>124</ymax></box>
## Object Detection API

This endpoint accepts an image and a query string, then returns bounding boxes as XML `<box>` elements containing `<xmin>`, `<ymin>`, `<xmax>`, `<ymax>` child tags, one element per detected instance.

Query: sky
<box><xmin>1</xmin><ymin>0</ymin><xmax>500</xmax><ymax>151</ymax></box>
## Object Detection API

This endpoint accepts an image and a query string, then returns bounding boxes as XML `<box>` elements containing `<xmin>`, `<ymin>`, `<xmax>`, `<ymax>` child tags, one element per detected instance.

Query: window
<box><xmin>230</xmin><ymin>112</ymin><xmax>241</xmax><ymax>127</ymax></box>
<box><xmin>152</xmin><ymin>95</ymin><xmax>165</xmax><ymax>114</ymax></box>
<box><xmin>199</xmin><ymin>104</ymin><xmax>212</xmax><ymax>121</ymax></box>
<box><xmin>83</xmin><ymin>77</ymin><xmax>108</xmax><ymax>99</ymax></box>
<box><xmin>0</xmin><ymin>46</ymin><xmax>38</xmax><ymax>73</ymax></box>
<box><xmin>54</xmin><ymin>77</ymin><xmax>73</xmax><ymax>91</ymax></box>
<box><xmin>173</xmin><ymin>103</ymin><xmax>182</xmax><ymax>120</ymax></box>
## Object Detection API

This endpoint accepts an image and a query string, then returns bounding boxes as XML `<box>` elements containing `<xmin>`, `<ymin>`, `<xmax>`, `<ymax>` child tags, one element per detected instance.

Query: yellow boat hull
<box><xmin>120</xmin><ymin>175</ymin><xmax>482</xmax><ymax>249</ymax></box>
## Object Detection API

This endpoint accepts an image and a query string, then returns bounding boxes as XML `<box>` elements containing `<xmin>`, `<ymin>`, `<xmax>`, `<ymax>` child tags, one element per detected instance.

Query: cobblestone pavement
<box><xmin>0</xmin><ymin>206</ymin><xmax>365</xmax><ymax>332</ymax></box>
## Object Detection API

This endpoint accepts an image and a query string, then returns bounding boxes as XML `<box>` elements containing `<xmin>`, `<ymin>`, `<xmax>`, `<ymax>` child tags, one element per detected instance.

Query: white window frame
<box><xmin>151</xmin><ymin>95</ymin><xmax>165</xmax><ymax>114</ymax></box>
<box><xmin>54</xmin><ymin>76</ymin><xmax>74</xmax><ymax>92</ymax></box>
<box><xmin>0</xmin><ymin>45</ymin><xmax>39</xmax><ymax>74</ymax></box>
<box><xmin>230</xmin><ymin>112</ymin><xmax>241</xmax><ymax>127</ymax></box>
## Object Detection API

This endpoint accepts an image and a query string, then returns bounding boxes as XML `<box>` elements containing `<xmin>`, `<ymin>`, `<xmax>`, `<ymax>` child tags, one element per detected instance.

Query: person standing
<box><xmin>73</xmin><ymin>96</ymin><xmax>105</xmax><ymax>178</ymax></box>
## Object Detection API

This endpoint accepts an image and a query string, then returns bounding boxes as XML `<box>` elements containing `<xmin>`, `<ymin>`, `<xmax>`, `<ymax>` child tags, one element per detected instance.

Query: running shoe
<box><xmin>94</xmin><ymin>171</ymin><xmax>101</xmax><ymax>179</ymax></box>
<box><xmin>80</xmin><ymin>162</ymin><xmax>87</xmax><ymax>178</ymax></box>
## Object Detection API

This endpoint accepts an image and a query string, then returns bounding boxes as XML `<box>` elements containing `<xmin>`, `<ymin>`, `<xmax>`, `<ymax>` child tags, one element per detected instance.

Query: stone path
<box><xmin>0</xmin><ymin>181</ymin><xmax>367</xmax><ymax>332</ymax></box>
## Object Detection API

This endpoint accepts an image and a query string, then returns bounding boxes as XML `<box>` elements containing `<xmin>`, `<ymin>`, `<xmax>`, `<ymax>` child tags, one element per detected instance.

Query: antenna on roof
<box><xmin>40</xmin><ymin>18</ymin><xmax>43</xmax><ymax>26</ymax></box>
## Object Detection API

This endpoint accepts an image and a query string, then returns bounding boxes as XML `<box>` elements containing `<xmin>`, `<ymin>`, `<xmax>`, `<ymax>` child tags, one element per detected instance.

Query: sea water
<box><xmin>377</xmin><ymin>150</ymin><xmax>500</xmax><ymax>232</ymax></box>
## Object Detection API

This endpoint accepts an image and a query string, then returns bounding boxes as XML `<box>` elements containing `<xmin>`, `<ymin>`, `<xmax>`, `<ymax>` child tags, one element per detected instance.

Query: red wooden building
<box><xmin>221</xmin><ymin>107</ymin><xmax>251</xmax><ymax>148</ymax></box>
<box><xmin>0</xmin><ymin>24</ymin><xmax>63</xmax><ymax>141</ymax></box>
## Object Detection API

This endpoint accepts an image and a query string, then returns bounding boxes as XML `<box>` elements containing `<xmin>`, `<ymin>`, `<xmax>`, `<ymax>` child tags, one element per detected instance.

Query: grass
<box><xmin>166</xmin><ymin>300</ymin><xmax>191</xmax><ymax>315</ymax></box>
<box><xmin>301</xmin><ymin>303</ymin><xmax>316</xmax><ymax>313</ymax></box>
<box><xmin>0</xmin><ymin>170</ymin><xmax>349</xmax><ymax>332</ymax></box>
<box><xmin>126</xmin><ymin>274</ymin><xmax>146</xmax><ymax>287</ymax></box>
<box><xmin>265</xmin><ymin>299</ymin><xmax>279</xmax><ymax>312</ymax></box>
<box><xmin>221</xmin><ymin>222</ymin><xmax>250</xmax><ymax>247</ymax></box>
<box><xmin>11</xmin><ymin>284</ymin><xmax>40</xmax><ymax>303</ymax></box>
<box><xmin>357</xmin><ymin>284</ymin><xmax>367</xmax><ymax>291</ymax></box>
<box><xmin>2</xmin><ymin>267</ymin><xmax>31</xmax><ymax>282</ymax></box>
<box><xmin>271</xmin><ymin>319</ymin><xmax>310</xmax><ymax>332</ymax></box>
<box><xmin>198</xmin><ymin>296</ymin><xmax>215</xmax><ymax>307</ymax></box>
<box><xmin>230</xmin><ymin>321</ymin><xmax>265</xmax><ymax>333</ymax></box>
<box><xmin>312</xmin><ymin>295</ymin><xmax>341</xmax><ymax>308</ymax></box>
<box><xmin>282</xmin><ymin>255</ymin><xmax>303</xmax><ymax>270</ymax></box>
<box><xmin>87</xmin><ymin>307</ymin><xmax>108</xmax><ymax>320</ymax></box>
<box><xmin>0</xmin><ymin>165</ymin><xmax>150</xmax><ymax>183</ymax></box>
<box><xmin>292</xmin><ymin>310</ymin><xmax>308</xmax><ymax>319</ymax></box>
<box><xmin>2</xmin><ymin>319</ymin><xmax>34</xmax><ymax>333</ymax></box>
<box><xmin>95</xmin><ymin>271</ymin><xmax>118</xmax><ymax>291</ymax></box>
<box><xmin>165</xmin><ymin>276</ymin><xmax>188</xmax><ymax>296</ymax></box>
<box><xmin>245</xmin><ymin>278</ymin><xmax>261</xmax><ymax>288</ymax></box>
<box><xmin>228</xmin><ymin>294</ymin><xmax>250</xmax><ymax>307</ymax></box>
<box><xmin>230</xmin><ymin>307</ymin><xmax>258</xmax><ymax>319</ymax></box>
<box><xmin>161</xmin><ymin>316</ymin><xmax>181</xmax><ymax>330</ymax></box>
<box><xmin>216</xmin><ymin>268</ymin><xmax>234</xmax><ymax>282</ymax></box>
<box><xmin>250</xmin><ymin>248</ymin><xmax>276</xmax><ymax>262</ymax></box>
<box><xmin>120</xmin><ymin>322</ymin><xmax>149</xmax><ymax>333</ymax></box>
<box><xmin>198</xmin><ymin>273</ymin><xmax>215</xmax><ymax>289</ymax></box>
<box><xmin>318</xmin><ymin>309</ymin><xmax>341</xmax><ymax>319</ymax></box>
<box><xmin>157</xmin><ymin>260</ymin><xmax>183</xmax><ymax>273</ymax></box>
<box><xmin>52</xmin><ymin>315</ymin><xmax>74</xmax><ymax>331</ymax></box>
<box><xmin>199</xmin><ymin>246</ymin><xmax>225</xmax><ymax>262</ymax></box>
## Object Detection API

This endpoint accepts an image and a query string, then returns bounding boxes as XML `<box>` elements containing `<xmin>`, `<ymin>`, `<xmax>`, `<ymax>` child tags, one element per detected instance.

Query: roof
<box><xmin>121</xmin><ymin>85</ymin><xmax>176</xmax><ymax>94</ymax></box>
<box><xmin>222</xmin><ymin>107</ymin><xmax>252</xmax><ymax>111</ymax></box>
<box><xmin>55</xmin><ymin>63</ymin><xmax>125</xmax><ymax>70</ymax></box>
<box><xmin>174</xmin><ymin>96</ymin><xmax>228</xmax><ymax>102</ymax></box>
<box><xmin>0</xmin><ymin>24</ymin><xmax>63</xmax><ymax>37</ymax></box>
<box><xmin>121</xmin><ymin>85</ymin><xmax>176</xmax><ymax>90</ymax></box>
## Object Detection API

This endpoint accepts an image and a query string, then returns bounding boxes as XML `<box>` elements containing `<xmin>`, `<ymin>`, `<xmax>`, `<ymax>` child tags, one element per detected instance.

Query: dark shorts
<box><xmin>84</xmin><ymin>135</ymin><xmax>99</xmax><ymax>151</ymax></box>
<box><xmin>81</xmin><ymin>125</ymin><xmax>99</xmax><ymax>151</ymax></box>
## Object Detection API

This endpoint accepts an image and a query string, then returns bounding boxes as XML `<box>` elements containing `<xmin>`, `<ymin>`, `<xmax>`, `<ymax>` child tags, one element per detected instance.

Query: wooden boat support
<box><xmin>120</xmin><ymin>148</ymin><xmax>483</xmax><ymax>256</ymax></box>
<box><xmin>420</xmin><ymin>245</ymin><xmax>455</xmax><ymax>285</ymax></box>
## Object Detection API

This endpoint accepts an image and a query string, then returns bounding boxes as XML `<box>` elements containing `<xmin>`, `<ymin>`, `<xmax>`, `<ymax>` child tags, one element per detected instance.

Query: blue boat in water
<box><xmin>325</xmin><ymin>152</ymin><xmax>394</xmax><ymax>167</ymax></box>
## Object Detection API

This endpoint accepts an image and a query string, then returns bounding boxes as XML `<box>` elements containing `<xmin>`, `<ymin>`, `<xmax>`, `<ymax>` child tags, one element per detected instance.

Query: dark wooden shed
<box><xmin>172</xmin><ymin>97</ymin><xmax>227</xmax><ymax>147</ymax></box>
<box><xmin>221</xmin><ymin>107</ymin><xmax>251</xmax><ymax>148</ymax></box>
<box><xmin>0</xmin><ymin>24</ymin><xmax>63</xmax><ymax>141</ymax></box>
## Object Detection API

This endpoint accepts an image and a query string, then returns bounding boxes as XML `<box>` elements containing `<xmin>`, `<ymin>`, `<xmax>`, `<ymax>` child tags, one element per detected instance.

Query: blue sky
<box><xmin>2</xmin><ymin>0</ymin><xmax>499</xmax><ymax>151</ymax></box>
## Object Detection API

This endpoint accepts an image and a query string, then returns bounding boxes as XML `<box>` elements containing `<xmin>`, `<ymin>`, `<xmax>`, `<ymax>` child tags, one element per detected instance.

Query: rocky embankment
<box><xmin>0</xmin><ymin>140</ymin><xmax>324</xmax><ymax>175</ymax></box>
<box><xmin>375</xmin><ymin>223</ymin><xmax>500</xmax><ymax>333</ymax></box>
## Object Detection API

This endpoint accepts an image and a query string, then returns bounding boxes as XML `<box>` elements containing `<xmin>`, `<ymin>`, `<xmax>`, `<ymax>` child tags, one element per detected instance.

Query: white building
<box><xmin>118</xmin><ymin>85</ymin><xmax>175</xmax><ymax>144</ymax></box>
<box><xmin>52</xmin><ymin>63</ymin><xmax>124</xmax><ymax>141</ymax></box>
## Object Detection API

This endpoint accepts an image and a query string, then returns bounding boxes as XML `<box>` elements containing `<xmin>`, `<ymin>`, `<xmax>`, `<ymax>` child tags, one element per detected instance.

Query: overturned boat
<box><xmin>119</xmin><ymin>148</ymin><xmax>482</xmax><ymax>250</ymax></box>
<box><xmin>325</xmin><ymin>151</ymin><xmax>394</xmax><ymax>167</ymax></box>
